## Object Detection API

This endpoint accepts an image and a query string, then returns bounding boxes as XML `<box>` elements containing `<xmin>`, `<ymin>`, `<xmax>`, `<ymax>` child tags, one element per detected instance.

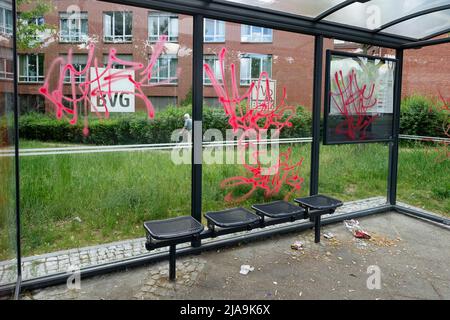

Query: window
<box><xmin>148</xmin><ymin>12</ymin><xmax>178</xmax><ymax>43</ymax></box>
<box><xmin>18</xmin><ymin>54</ymin><xmax>44</xmax><ymax>83</ymax></box>
<box><xmin>0</xmin><ymin>6</ymin><xmax>13</xmax><ymax>35</ymax></box>
<box><xmin>0</xmin><ymin>48</ymin><xmax>13</xmax><ymax>80</ymax></box>
<box><xmin>60</xmin><ymin>11</ymin><xmax>88</xmax><ymax>42</ymax></box>
<box><xmin>150</xmin><ymin>54</ymin><xmax>178</xmax><ymax>84</ymax></box>
<box><xmin>18</xmin><ymin>14</ymin><xmax>45</xmax><ymax>26</ymax></box>
<box><xmin>18</xmin><ymin>94</ymin><xmax>45</xmax><ymax>114</ymax></box>
<box><xmin>61</xmin><ymin>54</ymin><xmax>88</xmax><ymax>83</ymax></box>
<box><xmin>240</xmin><ymin>54</ymin><xmax>272</xmax><ymax>86</ymax></box>
<box><xmin>103</xmin><ymin>11</ymin><xmax>133</xmax><ymax>42</ymax></box>
<box><xmin>103</xmin><ymin>54</ymin><xmax>133</xmax><ymax>69</ymax></box>
<box><xmin>241</xmin><ymin>25</ymin><xmax>273</xmax><ymax>42</ymax></box>
<box><xmin>0</xmin><ymin>57</ymin><xmax>13</xmax><ymax>80</ymax></box>
<box><xmin>204</xmin><ymin>19</ymin><xmax>225</xmax><ymax>42</ymax></box>
<box><xmin>203</xmin><ymin>55</ymin><xmax>222</xmax><ymax>85</ymax></box>
<box><xmin>148</xmin><ymin>96</ymin><xmax>177</xmax><ymax>111</ymax></box>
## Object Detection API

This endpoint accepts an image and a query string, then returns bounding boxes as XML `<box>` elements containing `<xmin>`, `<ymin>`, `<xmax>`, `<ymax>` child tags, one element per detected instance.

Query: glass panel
<box><xmin>397</xmin><ymin>96</ymin><xmax>449</xmax><ymax>215</ymax></box>
<box><xmin>114</xmin><ymin>11</ymin><xmax>123</xmax><ymax>36</ymax></box>
<box><xmin>0</xmin><ymin>0</ymin><xmax>18</xmax><ymax>292</ymax></box>
<box><xmin>225</xmin><ymin>0</ymin><xmax>346</xmax><ymax>18</ymax></box>
<box><xmin>382</xmin><ymin>9</ymin><xmax>450</xmax><ymax>39</ymax></box>
<box><xmin>203</xmin><ymin>20</ymin><xmax>313</xmax><ymax>214</ymax></box>
<box><xmin>325</xmin><ymin>0</ymin><xmax>449</xmax><ymax>31</ymax></box>
<box><xmin>17</xmin><ymin>1</ymin><xmax>192</xmax><ymax>283</ymax></box>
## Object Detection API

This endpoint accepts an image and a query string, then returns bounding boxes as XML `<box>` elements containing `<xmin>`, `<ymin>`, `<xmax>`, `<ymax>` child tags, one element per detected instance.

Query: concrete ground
<box><xmin>22</xmin><ymin>212</ymin><xmax>450</xmax><ymax>300</ymax></box>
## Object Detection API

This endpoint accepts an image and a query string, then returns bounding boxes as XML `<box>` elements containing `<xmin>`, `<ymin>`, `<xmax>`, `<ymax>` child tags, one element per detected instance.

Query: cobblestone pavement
<box><xmin>0</xmin><ymin>198</ymin><xmax>444</xmax><ymax>286</ymax></box>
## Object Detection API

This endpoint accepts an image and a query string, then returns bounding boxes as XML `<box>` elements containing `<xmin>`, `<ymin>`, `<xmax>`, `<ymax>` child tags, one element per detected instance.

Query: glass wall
<box><xmin>397</xmin><ymin>94</ymin><xmax>449</xmax><ymax>215</ymax></box>
<box><xmin>202</xmin><ymin>20</ymin><xmax>314</xmax><ymax>213</ymax></box>
<box><xmin>0</xmin><ymin>0</ymin><xmax>18</xmax><ymax>292</ymax></box>
<box><xmin>17</xmin><ymin>0</ymin><xmax>192</xmax><ymax>281</ymax></box>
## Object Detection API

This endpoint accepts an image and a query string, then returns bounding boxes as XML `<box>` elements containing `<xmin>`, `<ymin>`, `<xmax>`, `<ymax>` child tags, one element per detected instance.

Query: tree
<box><xmin>16</xmin><ymin>0</ymin><xmax>55</xmax><ymax>50</ymax></box>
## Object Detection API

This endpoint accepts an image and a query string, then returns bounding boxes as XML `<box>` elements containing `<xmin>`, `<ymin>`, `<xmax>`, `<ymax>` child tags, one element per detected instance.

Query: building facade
<box><xmin>2</xmin><ymin>0</ymin><xmax>448</xmax><ymax>116</ymax></box>
<box><xmin>13</xmin><ymin>0</ymin><xmax>332</xmax><ymax>116</ymax></box>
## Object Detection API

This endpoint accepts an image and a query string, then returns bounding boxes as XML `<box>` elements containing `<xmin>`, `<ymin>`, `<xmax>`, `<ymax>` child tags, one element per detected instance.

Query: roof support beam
<box><xmin>402</xmin><ymin>34</ymin><xmax>450</xmax><ymax>49</ymax></box>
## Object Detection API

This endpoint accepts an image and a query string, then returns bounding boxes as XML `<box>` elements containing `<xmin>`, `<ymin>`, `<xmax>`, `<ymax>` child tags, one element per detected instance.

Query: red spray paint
<box><xmin>204</xmin><ymin>48</ymin><xmax>304</xmax><ymax>202</ymax></box>
<box><xmin>39</xmin><ymin>36</ymin><xmax>175</xmax><ymax>136</ymax></box>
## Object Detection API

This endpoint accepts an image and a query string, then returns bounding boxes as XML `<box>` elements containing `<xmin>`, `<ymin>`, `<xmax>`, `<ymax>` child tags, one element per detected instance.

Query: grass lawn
<box><xmin>1</xmin><ymin>140</ymin><xmax>447</xmax><ymax>259</ymax></box>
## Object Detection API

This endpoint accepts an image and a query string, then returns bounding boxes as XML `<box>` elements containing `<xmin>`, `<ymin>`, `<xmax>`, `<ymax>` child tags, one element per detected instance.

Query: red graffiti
<box><xmin>220</xmin><ymin>148</ymin><xmax>304</xmax><ymax>203</ymax></box>
<box><xmin>39</xmin><ymin>36</ymin><xmax>175</xmax><ymax>136</ymax></box>
<box><xmin>330</xmin><ymin>69</ymin><xmax>378</xmax><ymax>140</ymax></box>
<box><xmin>204</xmin><ymin>47</ymin><xmax>304</xmax><ymax>202</ymax></box>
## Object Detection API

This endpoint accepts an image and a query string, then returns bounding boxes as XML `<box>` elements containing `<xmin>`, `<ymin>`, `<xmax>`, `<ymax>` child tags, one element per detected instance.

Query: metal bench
<box><xmin>144</xmin><ymin>195</ymin><xmax>342</xmax><ymax>281</ymax></box>
<box><xmin>144</xmin><ymin>216</ymin><xmax>204</xmax><ymax>281</ymax></box>
<box><xmin>294</xmin><ymin>194</ymin><xmax>343</xmax><ymax>243</ymax></box>
<box><xmin>252</xmin><ymin>200</ymin><xmax>306</xmax><ymax>223</ymax></box>
<box><xmin>204</xmin><ymin>207</ymin><xmax>261</xmax><ymax>232</ymax></box>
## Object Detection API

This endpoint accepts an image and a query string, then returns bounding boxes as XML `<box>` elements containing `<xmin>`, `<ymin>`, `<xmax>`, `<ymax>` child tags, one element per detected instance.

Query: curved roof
<box><xmin>222</xmin><ymin>0</ymin><xmax>450</xmax><ymax>41</ymax></box>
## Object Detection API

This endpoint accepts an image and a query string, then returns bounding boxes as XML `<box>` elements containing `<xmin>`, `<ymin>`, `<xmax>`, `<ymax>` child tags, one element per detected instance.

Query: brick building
<box><xmin>1</xmin><ymin>0</ymin><xmax>448</xmax><ymax>116</ymax></box>
<box><xmin>12</xmin><ymin>0</ymin><xmax>333</xmax><ymax>115</ymax></box>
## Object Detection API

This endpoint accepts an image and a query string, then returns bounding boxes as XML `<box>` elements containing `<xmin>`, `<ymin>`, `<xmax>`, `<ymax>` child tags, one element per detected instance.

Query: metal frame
<box><xmin>3</xmin><ymin>0</ymin><xmax>450</xmax><ymax>297</ymax></box>
<box><xmin>323</xmin><ymin>50</ymin><xmax>398</xmax><ymax>145</ymax></box>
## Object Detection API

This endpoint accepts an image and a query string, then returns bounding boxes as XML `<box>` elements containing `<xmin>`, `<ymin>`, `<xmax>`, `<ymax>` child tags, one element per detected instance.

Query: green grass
<box><xmin>0</xmin><ymin>140</ymin><xmax>447</xmax><ymax>260</ymax></box>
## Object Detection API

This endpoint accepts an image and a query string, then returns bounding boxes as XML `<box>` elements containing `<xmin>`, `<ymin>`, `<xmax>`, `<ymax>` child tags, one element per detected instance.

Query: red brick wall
<box><xmin>402</xmin><ymin>39</ymin><xmax>450</xmax><ymax>101</ymax></box>
<box><xmin>16</xmin><ymin>0</ymin><xmax>334</xmax><ymax>114</ymax></box>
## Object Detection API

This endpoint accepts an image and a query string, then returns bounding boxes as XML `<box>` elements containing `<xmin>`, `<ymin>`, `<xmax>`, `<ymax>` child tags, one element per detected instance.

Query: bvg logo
<box><xmin>97</xmin><ymin>93</ymin><xmax>131</xmax><ymax>109</ymax></box>
<box><xmin>90</xmin><ymin>68</ymin><xmax>136</xmax><ymax>113</ymax></box>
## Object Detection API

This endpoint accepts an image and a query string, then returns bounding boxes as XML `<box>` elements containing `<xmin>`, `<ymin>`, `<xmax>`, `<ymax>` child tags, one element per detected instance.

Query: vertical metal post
<box><xmin>169</xmin><ymin>245</ymin><xmax>176</xmax><ymax>281</ymax></box>
<box><xmin>12</xmin><ymin>0</ymin><xmax>22</xmax><ymax>300</ymax></box>
<box><xmin>387</xmin><ymin>49</ymin><xmax>404</xmax><ymax>205</ymax></box>
<box><xmin>314</xmin><ymin>215</ymin><xmax>321</xmax><ymax>243</ymax></box>
<box><xmin>191</xmin><ymin>15</ymin><xmax>203</xmax><ymax>247</ymax></box>
<box><xmin>310</xmin><ymin>35</ymin><xmax>324</xmax><ymax>196</ymax></box>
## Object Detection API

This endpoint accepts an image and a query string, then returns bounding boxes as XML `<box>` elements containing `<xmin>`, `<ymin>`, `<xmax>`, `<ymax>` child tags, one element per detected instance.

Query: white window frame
<box><xmin>204</xmin><ymin>19</ymin><xmax>225</xmax><ymax>43</ymax></box>
<box><xmin>59</xmin><ymin>11</ymin><xmax>88</xmax><ymax>43</ymax></box>
<box><xmin>61</xmin><ymin>54</ymin><xmax>88</xmax><ymax>84</ymax></box>
<box><xmin>18</xmin><ymin>54</ymin><xmax>45</xmax><ymax>83</ymax></box>
<box><xmin>0</xmin><ymin>57</ymin><xmax>13</xmax><ymax>80</ymax></box>
<box><xmin>103</xmin><ymin>11</ymin><xmax>133</xmax><ymax>43</ymax></box>
<box><xmin>241</xmin><ymin>24</ymin><xmax>273</xmax><ymax>43</ymax></box>
<box><xmin>0</xmin><ymin>6</ymin><xmax>13</xmax><ymax>35</ymax></box>
<box><xmin>240</xmin><ymin>53</ymin><xmax>272</xmax><ymax>86</ymax></box>
<box><xmin>150</xmin><ymin>54</ymin><xmax>178</xmax><ymax>84</ymax></box>
<box><xmin>148</xmin><ymin>12</ymin><xmax>179</xmax><ymax>43</ymax></box>
<box><xmin>203</xmin><ymin>55</ymin><xmax>223</xmax><ymax>85</ymax></box>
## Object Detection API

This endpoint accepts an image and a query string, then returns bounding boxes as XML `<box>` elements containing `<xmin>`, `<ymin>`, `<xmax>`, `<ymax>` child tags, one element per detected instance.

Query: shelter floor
<box><xmin>23</xmin><ymin>212</ymin><xmax>450</xmax><ymax>300</ymax></box>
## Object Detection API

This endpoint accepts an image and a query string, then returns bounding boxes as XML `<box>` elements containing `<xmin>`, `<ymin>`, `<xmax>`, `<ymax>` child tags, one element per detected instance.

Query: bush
<box><xmin>400</xmin><ymin>95</ymin><xmax>446</xmax><ymax>137</ymax></box>
<box><xmin>18</xmin><ymin>105</ymin><xmax>312</xmax><ymax>145</ymax></box>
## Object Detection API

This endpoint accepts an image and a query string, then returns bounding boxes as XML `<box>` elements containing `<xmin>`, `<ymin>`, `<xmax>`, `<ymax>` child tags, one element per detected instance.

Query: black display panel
<box><xmin>324</xmin><ymin>50</ymin><xmax>397</xmax><ymax>145</ymax></box>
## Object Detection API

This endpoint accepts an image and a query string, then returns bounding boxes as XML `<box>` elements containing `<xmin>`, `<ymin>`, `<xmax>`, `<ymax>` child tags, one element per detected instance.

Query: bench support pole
<box><xmin>314</xmin><ymin>215</ymin><xmax>321</xmax><ymax>243</ymax></box>
<box><xmin>169</xmin><ymin>244</ymin><xmax>176</xmax><ymax>281</ymax></box>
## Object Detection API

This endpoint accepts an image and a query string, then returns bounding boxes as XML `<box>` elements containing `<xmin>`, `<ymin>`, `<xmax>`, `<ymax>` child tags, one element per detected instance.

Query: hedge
<box><xmin>400</xmin><ymin>95</ymin><xmax>448</xmax><ymax>138</ymax></box>
<box><xmin>18</xmin><ymin>105</ymin><xmax>312</xmax><ymax>145</ymax></box>
<box><xmin>13</xmin><ymin>95</ymin><xmax>449</xmax><ymax>145</ymax></box>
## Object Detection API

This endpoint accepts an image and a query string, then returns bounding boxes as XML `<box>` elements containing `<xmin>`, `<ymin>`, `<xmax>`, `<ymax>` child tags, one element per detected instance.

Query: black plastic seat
<box><xmin>252</xmin><ymin>200</ymin><xmax>306</xmax><ymax>219</ymax></box>
<box><xmin>294</xmin><ymin>195</ymin><xmax>343</xmax><ymax>211</ymax></box>
<box><xmin>204</xmin><ymin>207</ymin><xmax>261</xmax><ymax>228</ymax></box>
<box><xmin>294</xmin><ymin>194</ymin><xmax>343</xmax><ymax>244</ymax></box>
<box><xmin>144</xmin><ymin>216</ymin><xmax>204</xmax><ymax>241</ymax></box>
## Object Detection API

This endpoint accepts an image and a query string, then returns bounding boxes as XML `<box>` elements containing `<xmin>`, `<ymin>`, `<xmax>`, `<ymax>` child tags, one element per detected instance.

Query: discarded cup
<box><xmin>239</xmin><ymin>265</ymin><xmax>255</xmax><ymax>275</ymax></box>
<box><xmin>291</xmin><ymin>241</ymin><xmax>304</xmax><ymax>250</ymax></box>
<box><xmin>353</xmin><ymin>230</ymin><xmax>371</xmax><ymax>239</ymax></box>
